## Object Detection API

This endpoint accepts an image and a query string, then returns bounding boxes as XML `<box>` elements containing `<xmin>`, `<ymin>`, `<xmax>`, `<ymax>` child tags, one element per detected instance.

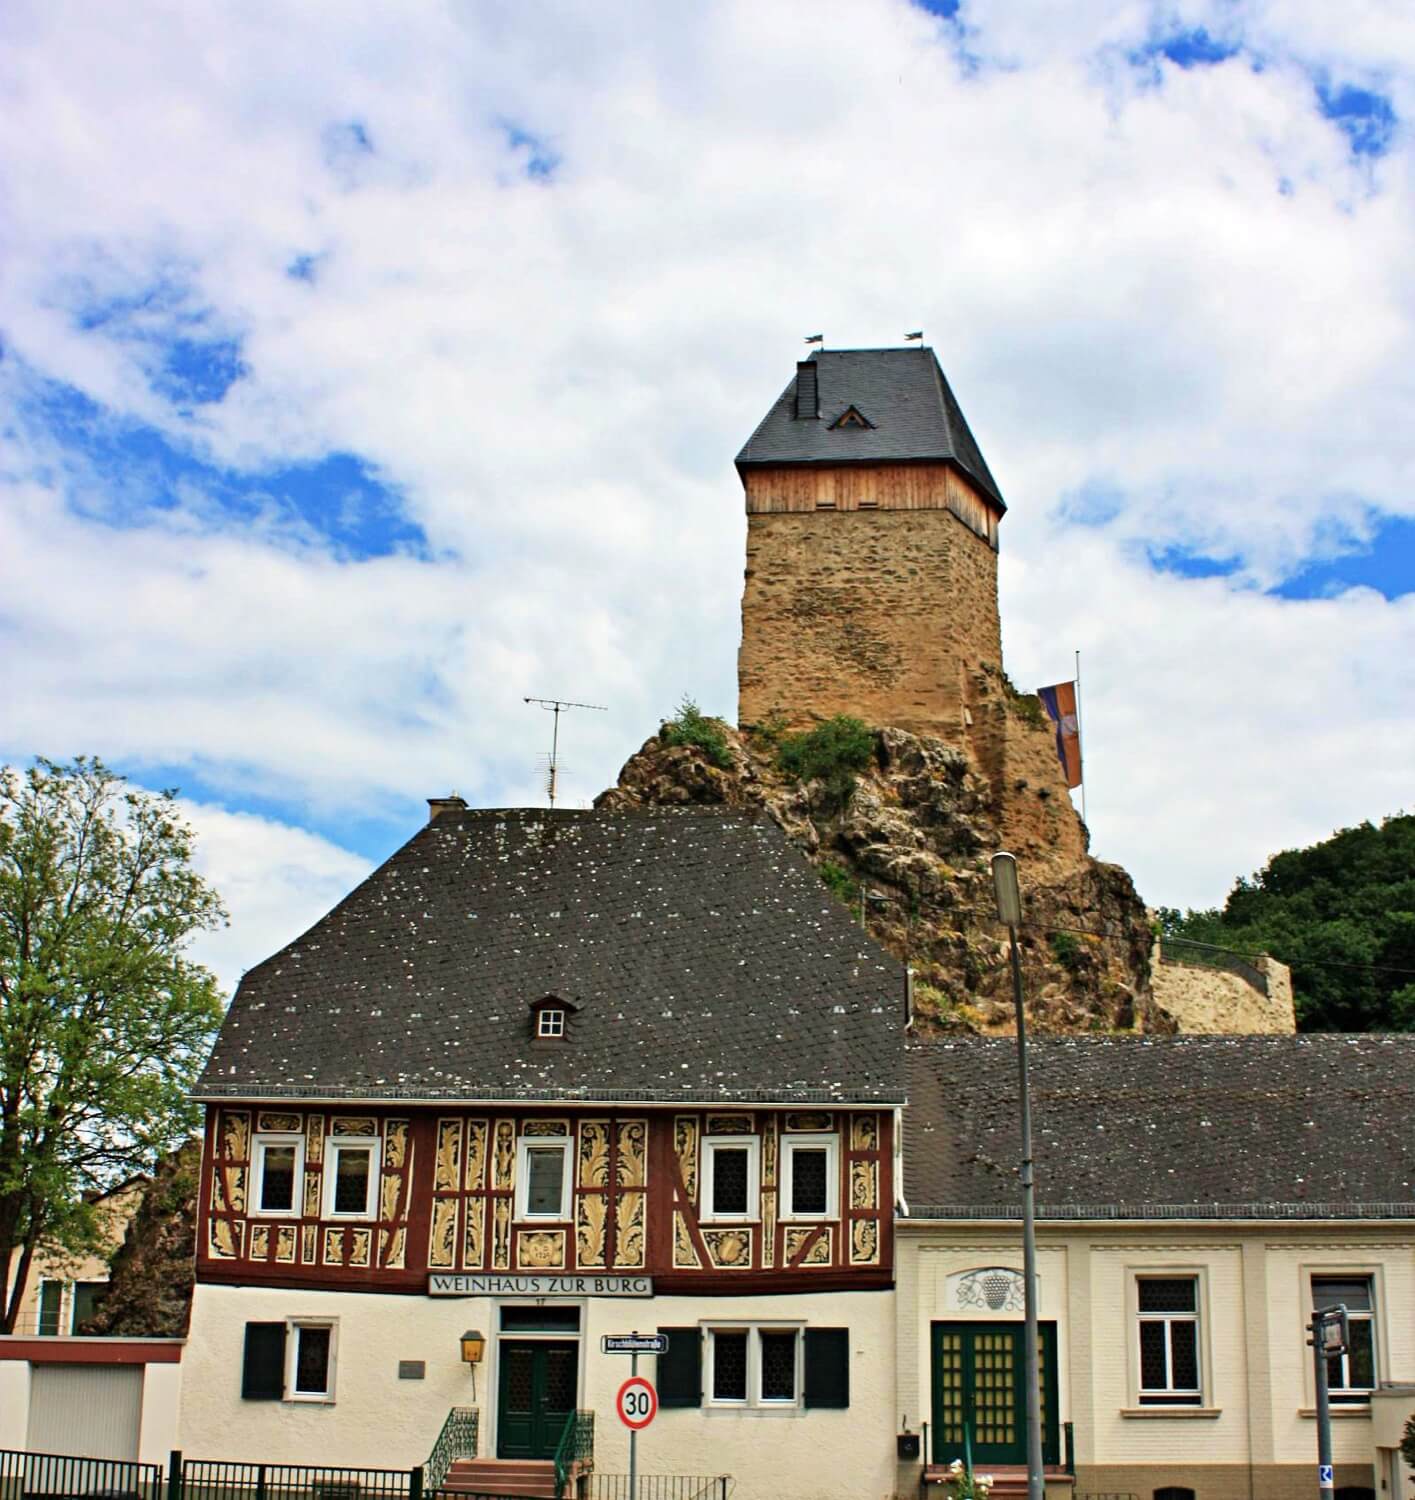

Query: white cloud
<box><xmin>180</xmin><ymin>801</ymin><xmax>372</xmax><ymax>997</ymax></box>
<box><xmin>1</xmin><ymin>0</ymin><xmax>1413</xmax><ymax>934</ymax></box>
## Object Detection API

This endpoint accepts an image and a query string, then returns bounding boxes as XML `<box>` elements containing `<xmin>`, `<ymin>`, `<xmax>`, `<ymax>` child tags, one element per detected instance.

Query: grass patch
<box><xmin>661</xmin><ymin>697</ymin><xmax>733</xmax><ymax>769</ymax></box>
<box><xmin>777</xmin><ymin>715</ymin><xmax>874</xmax><ymax>810</ymax></box>
<box><xmin>818</xmin><ymin>859</ymin><xmax>860</xmax><ymax>909</ymax></box>
<box><xmin>1049</xmin><ymin>931</ymin><xmax>1084</xmax><ymax>973</ymax></box>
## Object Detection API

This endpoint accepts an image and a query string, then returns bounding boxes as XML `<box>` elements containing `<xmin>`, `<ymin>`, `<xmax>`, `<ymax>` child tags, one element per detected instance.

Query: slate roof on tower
<box><xmin>735</xmin><ymin>346</ymin><xmax>1005</xmax><ymax>510</ymax></box>
<box><xmin>196</xmin><ymin>807</ymin><xmax>906</xmax><ymax>1104</ymax></box>
<box><xmin>903</xmin><ymin>1035</ymin><xmax>1415</xmax><ymax>1218</ymax></box>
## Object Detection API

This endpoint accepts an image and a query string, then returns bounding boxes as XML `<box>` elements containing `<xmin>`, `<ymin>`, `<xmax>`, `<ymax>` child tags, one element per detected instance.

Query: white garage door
<box><xmin>26</xmin><ymin>1364</ymin><xmax>143</xmax><ymax>1461</ymax></box>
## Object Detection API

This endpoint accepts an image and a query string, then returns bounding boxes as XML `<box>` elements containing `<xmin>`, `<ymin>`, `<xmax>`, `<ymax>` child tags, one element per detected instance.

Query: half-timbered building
<box><xmin>180</xmin><ymin>805</ymin><xmax>906</xmax><ymax>1499</ymax></box>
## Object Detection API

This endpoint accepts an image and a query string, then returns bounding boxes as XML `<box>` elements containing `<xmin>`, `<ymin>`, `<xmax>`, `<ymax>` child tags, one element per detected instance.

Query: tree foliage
<box><xmin>0</xmin><ymin>757</ymin><xmax>226</xmax><ymax>1332</ymax></box>
<box><xmin>1158</xmin><ymin>812</ymin><xmax>1415</xmax><ymax>1032</ymax></box>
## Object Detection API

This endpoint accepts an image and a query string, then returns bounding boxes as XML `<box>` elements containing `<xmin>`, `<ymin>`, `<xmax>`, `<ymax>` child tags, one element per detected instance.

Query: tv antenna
<box><xmin>524</xmin><ymin>696</ymin><xmax>608</xmax><ymax>807</ymax></box>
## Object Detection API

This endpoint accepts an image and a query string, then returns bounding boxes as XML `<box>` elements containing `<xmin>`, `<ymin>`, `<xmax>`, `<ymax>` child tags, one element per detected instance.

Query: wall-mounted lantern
<box><xmin>461</xmin><ymin>1329</ymin><xmax>486</xmax><ymax>1398</ymax></box>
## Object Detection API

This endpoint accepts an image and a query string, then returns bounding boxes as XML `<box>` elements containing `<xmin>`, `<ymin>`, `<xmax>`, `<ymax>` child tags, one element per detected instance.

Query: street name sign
<box><xmin>602</xmin><ymin>1334</ymin><xmax>669</xmax><ymax>1354</ymax></box>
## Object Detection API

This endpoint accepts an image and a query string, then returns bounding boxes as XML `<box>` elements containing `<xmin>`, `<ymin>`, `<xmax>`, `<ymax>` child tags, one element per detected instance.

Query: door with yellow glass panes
<box><xmin>929</xmin><ymin>1322</ymin><xmax>1059</xmax><ymax>1466</ymax></box>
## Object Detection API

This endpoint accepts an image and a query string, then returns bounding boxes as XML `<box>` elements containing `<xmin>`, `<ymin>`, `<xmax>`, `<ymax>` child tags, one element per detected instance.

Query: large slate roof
<box><xmin>735</xmin><ymin>347</ymin><xmax>1005</xmax><ymax>510</ymax></box>
<box><xmin>197</xmin><ymin>808</ymin><xmax>906</xmax><ymax>1104</ymax></box>
<box><xmin>904</xmin><ymin>1035</ymin><xmax>1415</xmax><ymax>1219</ymax></box>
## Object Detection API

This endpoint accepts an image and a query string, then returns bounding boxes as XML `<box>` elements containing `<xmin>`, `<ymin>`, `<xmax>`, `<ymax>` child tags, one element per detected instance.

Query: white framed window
<box><xmin>1136</xmin><ymin>1275</ymin><xmax>1202</xmax><ymax>1406</ymax></box>
<box><xmin>536</xmin><ymin>1008</ymin><xmax>565</xmax><ymax>1038</ymax></box>
<box><xmin>781</xmin><ymin>1135</ymin><xmax>838</xmax><ymax>1220</ymax></box>
<box><xmin>1312</xmin><ymin>1275</ymin><xmax>1377</xmax><ymax>1404</ymax></box>
<box><xmin>253</xmin><ymin>1133</ymin><xmax>304</xmax><ymax>1217</ymax></box>
<box><xmin>702</xmin><ymin>1137</ymin><xmax>760</xmax><ymax>1221</ymax></box>
<box><xmin>285</xmin><ymin>1319</ymin><xmax>337</xmax><ymax>1401</ymax></box>
<box><xmin>706</xmin><ymin>1325</ymin><xmax>802</xmax><ymax>1408</ymax></box>
<box><xmin>323</xmin><ymin>1137</ymin><xmax>378</xmax><ymax>1219</ymax></box>
<box><xmin>515</xmin><ymin>1137</ymin><xmax>572</xmax><ymax>1220</ymax></box>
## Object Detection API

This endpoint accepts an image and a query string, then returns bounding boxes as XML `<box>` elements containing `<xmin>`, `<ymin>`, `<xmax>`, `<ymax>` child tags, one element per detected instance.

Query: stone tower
<box><xmin>736</xmin><ymin>346</ymin><xmax>1007</xmax><ymax>738</ymax></box>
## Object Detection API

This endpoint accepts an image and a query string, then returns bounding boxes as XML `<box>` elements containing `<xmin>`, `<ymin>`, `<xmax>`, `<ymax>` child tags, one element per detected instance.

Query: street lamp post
<box><xmin>992</xmin><ymin>851</ymin><xmax>1044</xmax><ymax>1500</ymax></box>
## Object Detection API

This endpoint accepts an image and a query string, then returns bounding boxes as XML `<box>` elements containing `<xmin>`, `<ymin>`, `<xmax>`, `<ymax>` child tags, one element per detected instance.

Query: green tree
<box><xmin>1161</xmin><ymin>813</ymin><xmax>1415</xmax><ymax>1032</ymax></box>
<box><xmin>0</xmin><ymin>758</ymin><xmax>226</xmax><ymax>1333</ymax></box>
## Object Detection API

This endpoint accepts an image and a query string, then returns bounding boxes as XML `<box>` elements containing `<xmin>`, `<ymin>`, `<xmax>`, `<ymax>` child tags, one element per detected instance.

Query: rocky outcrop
<box><xmin>79</xmin><ymin>1139</ymin><xmax>201</xmax><ymax>1337</ymax></box>
<box><xmin>598</xmin><ymin>719</ymin><xmax>1170</xmax><ymax>1036</ymax></box>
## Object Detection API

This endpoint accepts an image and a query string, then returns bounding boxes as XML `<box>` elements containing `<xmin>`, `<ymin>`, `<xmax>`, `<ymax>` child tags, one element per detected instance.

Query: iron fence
<box><xmin>1</xmin><ymin>1450</ymin><xmax>164</xmax><ymax>1500</ymax></box>
<box><xmin>176</xmin><ymin>1458</ymin><xmax>415</xmax><ymax>1500</ymax></box>
<box><xmin>1159</xmin><ymin>937</ymin><xmax>1269</xmax><ymax>995</ymax></box>
<box><xmin>587</xmin><ymin>1480</ymin><xmax>731</xmax><ymax>1500</ymax></box>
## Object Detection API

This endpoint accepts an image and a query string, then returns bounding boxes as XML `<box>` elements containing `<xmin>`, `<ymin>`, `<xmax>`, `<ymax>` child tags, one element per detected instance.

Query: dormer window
<box><xmin>828</xmin><ymin>405</ymin><xmax>874</xmax><ymax>430</ymax></box>
<box><xmin>529</xmin><ymin>994</ymin><xmax>578</xmax><ymax>1042</ymax></box>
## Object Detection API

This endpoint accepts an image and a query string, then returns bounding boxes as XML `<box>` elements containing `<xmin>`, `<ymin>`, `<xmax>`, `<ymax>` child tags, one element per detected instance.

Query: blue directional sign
<box><xmin>1319</xmin><ymin>1466</ymin><xmax>1333</xmax><ymax>1486</ymax></box>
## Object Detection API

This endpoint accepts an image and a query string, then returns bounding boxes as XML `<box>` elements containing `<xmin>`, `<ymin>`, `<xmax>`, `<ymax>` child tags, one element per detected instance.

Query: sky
<box><xmin>2</xmin><ymin>0</ymin><xmax>1413</xmax><ymax>995</ymax></box>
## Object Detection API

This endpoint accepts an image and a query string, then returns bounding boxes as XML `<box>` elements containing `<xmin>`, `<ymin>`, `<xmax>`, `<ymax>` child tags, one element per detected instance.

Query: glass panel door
<box><xmin>930</xmin><ymin>1322</ymin><xmax>1059</xmax><ymax>1467</ymax></box>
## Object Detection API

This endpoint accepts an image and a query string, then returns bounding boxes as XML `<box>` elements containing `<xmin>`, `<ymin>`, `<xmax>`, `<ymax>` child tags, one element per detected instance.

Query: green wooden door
<box><xmin>930</xmin><ymin>1323</ymin><xmax>1058</xmax><ymax>1467</ymax></box>
<box><xmin>497</xmin><ymin>1341</ymin><xmax>578</xmax><ymax>1460</ymax></box>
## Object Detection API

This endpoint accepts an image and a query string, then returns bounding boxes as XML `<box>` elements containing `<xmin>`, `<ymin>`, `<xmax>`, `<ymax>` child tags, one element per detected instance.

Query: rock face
<box><xmin>79</xmin><ymin>1139</ymin><xmax>201</xmax><ymax>1337</ymax></box>
<box><xmin>598</xmin><ymin>717</ymin><xmax>1170</xmax><ymax>1036</ymax></box>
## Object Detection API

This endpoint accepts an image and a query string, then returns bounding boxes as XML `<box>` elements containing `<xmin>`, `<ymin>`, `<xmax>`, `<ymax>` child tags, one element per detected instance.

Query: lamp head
<box><xmin>991</xmin><ymin>852</ymin><xmax>1022</xmax><ymax>928</ymax></box>
<box><xmin>460</xmin><ymin>1330</ymin><xmax>486</xmax><ymax>1364</ymax></box>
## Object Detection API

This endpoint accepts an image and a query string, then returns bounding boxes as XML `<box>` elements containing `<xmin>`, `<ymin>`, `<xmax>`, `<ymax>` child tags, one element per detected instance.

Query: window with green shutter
<box><xmin>656</xmin><ymin>1327</ymin><xmax>701</xmax><ymax>1408</ymax></box>
<box><xmin>804</xmin><ymin>1327</ymin><xmax>850</xmax><ymax>1408</ymax></box>
<box><xmin>241</xmin><ymin>1321</ymin><xmax>288</xmax><ymax>1400</ymax></box>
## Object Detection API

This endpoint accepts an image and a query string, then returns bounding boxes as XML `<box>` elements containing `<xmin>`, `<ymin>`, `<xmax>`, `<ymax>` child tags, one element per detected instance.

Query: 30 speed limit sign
<box><xmin>616</xmin><ymin>1375</ymin><xmax>658</xmax><ymax>1430</ymax></box>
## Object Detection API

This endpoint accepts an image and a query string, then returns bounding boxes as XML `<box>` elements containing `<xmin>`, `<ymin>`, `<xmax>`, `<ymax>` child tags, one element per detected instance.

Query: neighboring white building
<box><xmin>898</xmin><ymin>1036</ymin><xmax>1415</xmax><ymax>1500</ymax></box>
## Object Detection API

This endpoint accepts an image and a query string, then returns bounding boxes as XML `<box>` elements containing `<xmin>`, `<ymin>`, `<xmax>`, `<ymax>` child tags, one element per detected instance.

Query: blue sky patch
<box><xmin>500</xmin><ymin>120</ymin><xmax>560</xmax><ymax>180</ymax></box>
<box><xmin>154</xmin><ymin>336</ymin><xmax>246</xmax><ymax>406</ymax></box>
<box><xmin>1145</xmin><ymin>543</ymin><xmax>1243</xmax><ymax>581</ymax></box>
<box><xmin>1054</xmin><ymin>480</ymin><xmax>1124</xmax><ymax>527</ymax></box>
<box><xmin>1151</xmin><ymin>27</ymin><xmax>1240</xmax><ymax>69</ymax></box>
<box><xmin>1317</xmin><ymin>80</ymin><xmax>1397</xmax><ymax>157</ymax></box>
<box><xmin>287</xmin><ymin>253</ymin><xmax>321</xmax><ymax>283</ymax></box>
<box><xmin>18</xmin><ymin>370</ymin><xmax>426</xmax><ymax>561</ymax></box>
<box><xmin>912</xmin><ymin>0</ymin><xmax>960</xmax><ymax>16</ymax></box>
<box><xmin>1275</xmin><ymin>514</ymin><xmax>1415</xmax><ymax>601</ymax></box>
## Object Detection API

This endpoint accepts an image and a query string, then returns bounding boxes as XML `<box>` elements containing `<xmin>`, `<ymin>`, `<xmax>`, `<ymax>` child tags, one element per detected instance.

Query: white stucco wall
<box><xmin>0</xmin><ymin>1360</ymin><xmax>31</xmax><ymax>1447</ymax></box>
<box><xmin>180</xmin><ymin>1283</ymin><xmax>898</xmax><ymax>1500</ymax></box>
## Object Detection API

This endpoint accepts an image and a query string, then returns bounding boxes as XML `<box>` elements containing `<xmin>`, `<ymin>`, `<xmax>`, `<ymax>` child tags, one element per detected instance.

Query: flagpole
<box><xmin>1074</xmin><ymin>649</ymin><xmax>1087</xmax><ymax>827</ymax></box>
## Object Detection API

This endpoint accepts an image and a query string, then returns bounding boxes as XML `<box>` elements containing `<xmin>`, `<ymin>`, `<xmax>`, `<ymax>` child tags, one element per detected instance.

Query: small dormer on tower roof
<box><xmin>736</xmin><ymin>346</ymin><xmax>1004</xmax><ymax>511</ymax></box>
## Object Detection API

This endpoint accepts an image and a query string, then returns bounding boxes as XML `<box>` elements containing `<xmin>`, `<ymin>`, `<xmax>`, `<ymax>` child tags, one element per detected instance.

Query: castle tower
<box><xmin>736</xmin><ymin>346</ymin><xmax>1007</xmax><ymax>737</ymax></box>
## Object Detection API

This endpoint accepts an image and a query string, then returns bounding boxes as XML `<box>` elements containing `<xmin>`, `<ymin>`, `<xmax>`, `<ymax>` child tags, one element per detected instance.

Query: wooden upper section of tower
<box><xmin>735</xmin><ymin>347</ymin><xmax>1004</xmax><ymax>547</ymax></box>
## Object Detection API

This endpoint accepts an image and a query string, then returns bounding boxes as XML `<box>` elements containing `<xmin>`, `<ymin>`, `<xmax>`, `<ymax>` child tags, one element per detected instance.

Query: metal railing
<box><xmin>552</xmin><ymin>1411</ymin><xmax>594</xmax><ymax>1500</ymax></box>
<box><xmin>2</xmin><ymin>1449</ymin><xmax>164</xmax><ymax>1500</ymax></box>
<box><xmin>420</xmin><ymin>1409</ymin><xmax>479</xmax><ymax>1496</ymax></box>
<box><xmin>177</xmin><ymin>1456</ymin><xmax>416</xmax><ymax>1500</ymax></box>
<box><xmin>587</xmin><ymin>1480</ymin><xmax>730</xmax><ymax>1500</ymax></box>
<box><xmin>1158</xmin><ymin>937</ymin><xmax>1269</xmax><ymax>995</ymax></box>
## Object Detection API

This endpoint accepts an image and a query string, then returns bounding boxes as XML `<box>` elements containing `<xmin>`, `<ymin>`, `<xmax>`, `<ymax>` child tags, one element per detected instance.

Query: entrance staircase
<box><xmin>443</xmin><ymin>1459</ymin><xmax>560</xmax><ymax>1498</ymax></box>
<box><xmin>922</xmin><ymin>1465</ymin><xmax>1075</xmax><ymax>1499</ymax></box>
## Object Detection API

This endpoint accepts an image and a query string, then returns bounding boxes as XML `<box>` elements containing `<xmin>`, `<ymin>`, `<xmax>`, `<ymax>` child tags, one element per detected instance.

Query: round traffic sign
<box><xmin>616</xmin><ymin>1375</ymin><xmax>658</xmax><ymax>1430</ymax></box>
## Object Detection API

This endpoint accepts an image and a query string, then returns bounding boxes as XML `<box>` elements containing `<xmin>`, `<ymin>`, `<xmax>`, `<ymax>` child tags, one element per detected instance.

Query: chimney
<box><xmin>427</xmin><ymin>794</ymin><xmax>468</xmax><ymax>823</ymax></box>
<box><xmin>793</xmin><ymin>360</ymin><xmax>819</xmax><ymax>420</ymax></box>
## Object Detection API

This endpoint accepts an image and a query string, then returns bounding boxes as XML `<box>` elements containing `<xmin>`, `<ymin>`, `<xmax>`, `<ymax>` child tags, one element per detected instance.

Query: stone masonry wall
<box><xmin>738</xmin><ymin>506</ymin><xmax>1002</xmax><ymax>737</ymax></box>
<box><xmin>1152</xmin><ymin>950</ymin><xmax>1297</xmax><ymax>1034</ymax></box>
